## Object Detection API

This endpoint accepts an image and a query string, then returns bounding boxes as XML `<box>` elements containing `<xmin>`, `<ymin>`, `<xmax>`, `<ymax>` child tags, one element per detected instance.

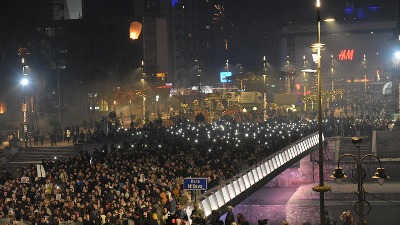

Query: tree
<box><xmin>195</xmin><ymin>113</ymin><xmax>206</xmax><ymax>124</ymax></box>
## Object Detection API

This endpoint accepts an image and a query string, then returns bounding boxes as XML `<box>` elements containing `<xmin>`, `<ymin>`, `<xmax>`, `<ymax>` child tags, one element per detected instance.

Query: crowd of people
<box><xmin>0</xmin><ymin>115</ymin><xmax>319</xmax><ymax>225</ymax></box>
<box><xmin>0</xmin><ymin>88</ymin><xmax>398</xmax><ymax>224</ymax></box>
<box><xmin>308</xmin><ymin>88</ymin><xmax>400</xmax><ymax>138</ymax></box>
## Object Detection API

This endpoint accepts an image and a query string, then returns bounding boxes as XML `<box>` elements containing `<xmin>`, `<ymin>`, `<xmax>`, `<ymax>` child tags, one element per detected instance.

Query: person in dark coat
<box><xmin>225</xmin><ymin>206</ymin><xmax>234</xmax><ymax>225</ymax></box>
<box><xmin>210</xmin><ymin>210</ymin><xmax>220</xmax><ymax>225</ymax></box>
<box><xmin>143</xmin><ymin>211</ymin><xmax>158</xmax><ymax>225</ymax></box>
<box><xmin>174</xmin><ymin>203</ymin><xmax>189</xmax><ymax>224</ymax></box>
<box><xmin>237</xmin><ymin>213</ymin><xmax>250</xmax><ymax>225</ymax></box>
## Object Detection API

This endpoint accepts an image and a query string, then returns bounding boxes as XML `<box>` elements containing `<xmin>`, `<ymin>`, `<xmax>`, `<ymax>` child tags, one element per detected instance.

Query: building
<box><xmin>173</xmin><ymin>0</ymin><xmax>215</xmax><ymax>88</ymax></box>
<box><xmin>278</xmin><ymin>1</ymin><xmax>398</xmax><ymax>94</ymax></box>
<box><xmin>0</xmin><ymin>0</ymin><xmax>170</xmax><ymax>131</ymax></box>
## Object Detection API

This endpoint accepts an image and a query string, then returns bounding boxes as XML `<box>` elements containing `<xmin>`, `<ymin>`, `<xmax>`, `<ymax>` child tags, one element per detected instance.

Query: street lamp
<box><xmin>239</xmin><ymin>63</ymin><xmax>244</xmax><ymax>91</ymax></box>
<box><xmin>263</xmin><ymin>56</ymin><xmax>267</xmax><ymax>121</ymax></box>
<box><xmin>331</xmin><ymin>54</ymin><xmax>335</xmax><ymax>94</ymax></box>
<box><xmin>141</xmin><ymin>60</ymin><xmax>145</xmax><ymax>76</ymax></box>
<box><xmin>285</xmin><ymin>56</ymin><xmax>291</xmax><ymax>94</ymax></box>
<box><xmin>330</xmin><ymin>137</ymin><xmax>389</xmax><ymax>225</ymax></box>
<box><xmin>153</xmin><ymin>95</ymin><xmax>160</xmax><ymax>119</ymax></box>
<box><xmin>303</xmin><ymin>55</ymin><xmax>308</xmax><ymax>98</ymax></box>
<box><xmin>222</xmin><ymin>59</ymin><xmax>229</xmax><ymax>98</ymax></box>
<box><xmin>21</xmin><ymin>78</ymin><xmax>29</xmax><ymax>135</ymax></box>
<box><xmin>393</xmin><ymin>51</ymin><xmax>400</xmax><ymax>113</ymax></box>
<box><xmin>141</xmin><ymin>78</ymin><xmax>146</xmax><ymax>125</ymax></box>
<box><xmin>20</xmin><ymin>53</ymin><xmax>30</xmax><ymax>139</ymax></box>
<box><xmin>156</xmin><ymin>95</ymin><xmax>159</xmax><ymax>118</ymax></box>
<box><xmin>363</xmin><ymin>54</ymin><xmax>367</xmax><ymax>92</ymax></box>
<box><xmin>195</xmin><ymin>59</ymin><xmax>202</xmax><ymax>105</ymax></box>
<box><xmin>310</xmin><ymin>1</ymin><xmax>332</xmax><ymax>225</ymax></box>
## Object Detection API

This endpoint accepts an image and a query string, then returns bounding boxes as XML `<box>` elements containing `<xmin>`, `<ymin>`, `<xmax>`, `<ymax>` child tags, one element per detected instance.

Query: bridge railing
<box><xmin>197</xmin><ymin>132</ymin><xmax>324</xmax><ymax>217</ymax></box>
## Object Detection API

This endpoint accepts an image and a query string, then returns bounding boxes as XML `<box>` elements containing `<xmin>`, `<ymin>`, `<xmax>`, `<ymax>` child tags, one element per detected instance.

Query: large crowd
<box><xmin>0</xmin><ymin>115</ymin><xmax>319</xmax><ymax>225</ymax></box>
<box><xmin>0</xmin><ymin>88</ymin><xmax>398</xmax><ymax>225</ymax></box>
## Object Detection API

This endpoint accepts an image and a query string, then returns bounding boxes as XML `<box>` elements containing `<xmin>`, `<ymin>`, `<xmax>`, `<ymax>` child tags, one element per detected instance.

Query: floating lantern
<box><xmin>0</xmin><ymin>101</ymin><xmax>6</xmax><ymax>114</ymax></box>
<box><xmin>129</xmin><ymin>21</ymin><xmax>142</xmax><ymax>40</ymax></box>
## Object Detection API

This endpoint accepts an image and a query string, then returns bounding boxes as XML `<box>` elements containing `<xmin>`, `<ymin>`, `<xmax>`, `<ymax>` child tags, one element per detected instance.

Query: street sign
<box><xmin>183</xmin><ymin>178</ymin><xmax>207</xmax><ymax>190</ymax></box>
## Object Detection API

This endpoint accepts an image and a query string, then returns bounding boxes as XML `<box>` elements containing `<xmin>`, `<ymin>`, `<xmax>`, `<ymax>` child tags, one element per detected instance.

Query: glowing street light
<box><xmin>323</xmin><ymin>18</ymin><xmax>335</xmax><ymax>22</ymax></box>
<box><xmin>394</xmin><ymin>51</ymin><xmax>400</xmax><ymax>60</ymax></box>
<box><xmin>21</xmin><ymin>78</ymin><xmax>29</xmax><ymax>86</ymax></box>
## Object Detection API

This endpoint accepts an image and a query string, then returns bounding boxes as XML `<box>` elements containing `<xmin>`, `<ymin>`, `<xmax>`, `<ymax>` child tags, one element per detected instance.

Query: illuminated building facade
<box><xmin>278</xmin><ymin>1</ymin><xmax>398</xmax><ymax>93</ymax></box>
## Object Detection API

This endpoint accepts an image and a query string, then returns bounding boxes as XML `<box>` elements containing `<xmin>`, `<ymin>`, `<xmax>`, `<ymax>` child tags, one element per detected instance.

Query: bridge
<box><xmin>195</xmin><ymin>132</ymin><xmax>324</xmax><ymax>218</ymax></box>
<box><xmin>193</xmin><ymin>133</ymin><xmax>400</xmax><ymax>225</ymax></box>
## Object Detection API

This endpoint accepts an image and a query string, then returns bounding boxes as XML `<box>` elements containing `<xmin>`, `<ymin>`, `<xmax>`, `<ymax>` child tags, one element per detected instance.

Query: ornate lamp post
<box><xmin>330</xmin><ymin>137</ymin><xmax>389</xmax><ymax>225</ymax></box>
<box><xmin>263</xmin><ymin>56</ymin><xmax>267</xmax><ymax>121</ymax></box>
<box><xmin>313</xmin><ymin>1</ymin><xmax>327</xmax><ymax>224</ymax></box>
<box><xmin>309</xmin><ymin>1</ymin><xmax>335</xmax><ymax>224</ymax></box>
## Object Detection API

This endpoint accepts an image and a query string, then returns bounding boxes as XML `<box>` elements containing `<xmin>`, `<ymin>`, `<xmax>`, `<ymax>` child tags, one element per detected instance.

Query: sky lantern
<box><xmin>0</xmin><ymin>101</ymin><xmax>6</xmax><ymax>114</ymax></box>
<box><xmin>129</xmin><ymin>21</ymin><xmax>142</xmax><ymax>40</ymax></box>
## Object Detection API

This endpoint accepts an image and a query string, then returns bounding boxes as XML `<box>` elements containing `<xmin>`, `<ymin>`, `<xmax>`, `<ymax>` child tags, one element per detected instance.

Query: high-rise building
<box><xmin>174</xmin><ymin>0</ymin><xmax>214</xmax><ymax>88</ymax></box>
<box><xmin>0</xmin><ymin>0</ymin><xmax>171</xmax><ymax>129</ymax></box>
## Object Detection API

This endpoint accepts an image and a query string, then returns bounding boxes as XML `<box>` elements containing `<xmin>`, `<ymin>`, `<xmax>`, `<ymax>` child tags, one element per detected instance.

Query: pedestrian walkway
<box><xmin>233</xmin><ymin>181</ymin><xmax>400</xmax><ymax>225</ymax></box>
<box><xmin>286</xmin><ymin>181</ymin><xmax>400</xmax><ymax>225</ymax></box>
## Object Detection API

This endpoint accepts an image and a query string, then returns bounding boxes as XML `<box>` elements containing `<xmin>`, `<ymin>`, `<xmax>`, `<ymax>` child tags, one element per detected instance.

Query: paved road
<box><xmin>226</xmin><ymin>186</ymin><xmax>299</xmax><ymax>225</ymax></box>
<box><xmin>229</xmin><ymin>181</ymin><xmax>400</xmax><ymax>225</ymax></box>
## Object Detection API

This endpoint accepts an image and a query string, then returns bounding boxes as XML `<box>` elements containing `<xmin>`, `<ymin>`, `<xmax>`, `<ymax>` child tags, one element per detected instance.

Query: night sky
<box><xmin>220</xmin><ymin>0</ymin><xmax>397</xmax><ymax>70</ymax></box>
<box><xmin>0</xmin><ymin>0</ymin><xmax>397</xmax><ymax>83</ymax></box>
